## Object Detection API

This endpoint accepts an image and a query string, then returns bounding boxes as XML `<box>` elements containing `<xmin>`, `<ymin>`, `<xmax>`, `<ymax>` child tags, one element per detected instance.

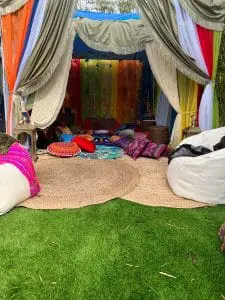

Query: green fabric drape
<box><xmin>179</xmin><ymin>0</ymin><xmax>225</xmax><ymax>31</ymax></box>
<box><xmin>135</xmin><ymin>0</ymin><xmax>210</xmax><ymax>85</ymax></box>
<box><xmin>213</xmin><ymin>31</ymin><xmax>222</xmax><ymax>128</ymax></box>
<box><xmin>0</xmin><ymin>0</ymin><xmax>29</xmax><ymax>15</ymax></box>
<box><xmin>81</xmin><ymin>60</ymin><xmax>103</xmax><ymax>121</ymax></box>
<box><xmin>75</xmin><ymin>18</ymin><xmax>150</xmax><ymax>55</ymax></box>
<box><xmin>80</xmin><ymin>59</ymin><xmax>142</xmax><ymax>124</ymax></box>
<box><xmin>213</xmin><ymin>91</ymin><xmax>219</xmax><ymax>128</ymax></box>
<box><xmin>30</xmin><ymin>27</ymin><xmax>75</xmax><ymax>129</ymax></box>
<box><xmin>16</xmin><ymin>0</ymin><xmax>77</xmax><ymax>97</ymax></box>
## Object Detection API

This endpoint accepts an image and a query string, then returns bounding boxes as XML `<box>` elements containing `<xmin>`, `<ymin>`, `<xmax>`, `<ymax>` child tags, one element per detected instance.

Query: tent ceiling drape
<box><xmin>75</xmin><ymin>0</ymin><xmax>225</xmax><ymax>86</ymax></box>
<box><xmin>74</xmin><ymin>18</ymin><xmax>151</xmax><ymax>55</ymax></box>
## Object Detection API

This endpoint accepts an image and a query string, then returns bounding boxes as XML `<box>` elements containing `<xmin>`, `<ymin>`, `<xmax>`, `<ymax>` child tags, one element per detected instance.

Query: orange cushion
<box><xmin>47</xmin><ymin>142</ymin><xmax>81</xmax><ymax>157</ymax></box>
<box><xmin>72</xmin><ymin>136</ymin><xmax>96</xmax><ymax>153</ymax></box>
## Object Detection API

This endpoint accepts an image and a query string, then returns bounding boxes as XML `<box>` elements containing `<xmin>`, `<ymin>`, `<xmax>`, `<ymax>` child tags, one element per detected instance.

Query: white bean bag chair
<box><xmin>167</xmin><ymin>127</ymin><xmax>225</xmax><ymax>205</ymax></box>
<box><xmin>0</xmin><ymin>163</ymin><xmax>30</xmax><ymax>215</ymax></box>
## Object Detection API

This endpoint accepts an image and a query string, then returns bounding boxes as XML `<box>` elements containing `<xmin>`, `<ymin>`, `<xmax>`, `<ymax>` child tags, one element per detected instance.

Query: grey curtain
<box><xmin>16</xmin><ymin>0</ymin><xmax>77</xmax><ymax>97</ymax></box>
<box><xmin>179</xmin><ymin>0</ymin><xmax>225</xmax><ymax>31</ymax></box>
<box><xmin>0</xmin><ymin>0</ymin><xmax>29</xmax><ymax>15</ymax></box>
<box><xmin>75</xmin><ymin>18</ymin><xmax>151</xmax><ymax>55</ymax></box>
<box><xmin>135</xmin><ymin>0</ymin><xmax>210</xmax><ymax>85</ymax></box>
<box><xmin>31</xmin><ymin>27</ymin><xmax>75</xmax><ymax>129</ymax></box>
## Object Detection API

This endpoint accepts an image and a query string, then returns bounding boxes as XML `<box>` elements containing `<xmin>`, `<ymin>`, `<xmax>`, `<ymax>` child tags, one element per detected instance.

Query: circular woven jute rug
<box><xmin>20</xmin><ymin>157</ymin><xmax>140</xmax><ymax>210</ymax></box>
<box><xmin>121</xmin><ymin>156</ymin><xmax>208</xmax><ymax>209</ymax></box>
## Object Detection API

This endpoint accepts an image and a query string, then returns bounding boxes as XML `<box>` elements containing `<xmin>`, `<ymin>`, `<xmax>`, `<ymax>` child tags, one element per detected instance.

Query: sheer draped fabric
<box><xmin>30</xmin><ymin>27</ymin><xmax>75</xmax><ymax>129</ymax></box>
<box><xmin>1</xmin><ymin>0</ymin><xmax>77</xmax><ymax>133</ymax></box>
<box><xmin>1</xmin><ymin>0</ymin><xmax>34</xmax><ymax>134</ymax></box>
<box><xmin>145</xmin><ymin>42</ymin><xmax>181</xmax><ymax>147</ymax></box>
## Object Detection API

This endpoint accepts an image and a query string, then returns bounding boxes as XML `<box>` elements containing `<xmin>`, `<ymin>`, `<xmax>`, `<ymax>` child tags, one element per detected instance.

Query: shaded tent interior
<box><xmin>31</xmin><ymin>10</ymin><xmax>175</xmax><ymax>150</ymax></box>
<box><xmin>58</xmin><ymin>10</ymin><xmax>174</xmax><ymax>136</ymax></box>
<box><xmin>68</xmin><ymin>38</ymin><xmax>154</xmax><ymax>126</ymax></box>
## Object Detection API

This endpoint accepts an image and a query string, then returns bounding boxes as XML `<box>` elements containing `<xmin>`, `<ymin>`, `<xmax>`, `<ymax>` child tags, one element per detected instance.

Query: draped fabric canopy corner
<box><xmin>0</xmin><ymin>0</ymin><xmax>224</xmax><ymax>146</ymax></box>
<box><xmin>135</xmin><ymin>0</ymin><xmax>224</xmax><ymax>145</ymax></box>
<box><xmin>1</xmin><ymin>0</ymin><xmax>78</xmax><ymax>133</ymax></box>
<box><xmin>135</xmin><ymin>0</ymin><xmax>211</xmax><ymax>85</ymax></box>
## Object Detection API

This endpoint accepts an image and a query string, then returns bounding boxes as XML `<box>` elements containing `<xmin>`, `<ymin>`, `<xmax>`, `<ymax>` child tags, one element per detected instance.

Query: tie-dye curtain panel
<box><xmin>116</xmin><ymin>60</ymin><xmax>142</xmax><ymax>123</ymax></box>
<box><xmin>66</xmin><ymin>59</ymin><xmax>82</xmax><ymax>126</ymax></box>
<box><xmin>74</xmin><ymin>59</ymin><xmax>143</xmax><ymax>124</ymax></box>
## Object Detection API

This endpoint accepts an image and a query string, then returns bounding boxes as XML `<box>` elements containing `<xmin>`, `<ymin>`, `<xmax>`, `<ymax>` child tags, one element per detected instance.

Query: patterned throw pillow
<box><xmin>153</xmin><ymin>144</ymin><xmax>168</xmax><ymax>159</ymax></box>
<box><xmin>127</xmin><ymin>138</ymin><xmax>149</xmax><ymax>160</ymax></box>
<box><xmin>114</xmin><ymin>136</ymin><xmax>134</xmax><ymax>151</ymax></box>
<box><xmin>141</xmin><ymin>141</ymin><xmax>158</xmax><ymax>158</ymax></box>
<box><xmin>141</xmin><ymin>142</ymin><xmax>167</xmax><ymax>159</ymax></box>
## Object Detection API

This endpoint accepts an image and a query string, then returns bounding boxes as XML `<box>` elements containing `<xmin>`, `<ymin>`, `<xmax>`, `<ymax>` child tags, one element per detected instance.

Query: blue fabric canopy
<box><xmin>74</xmin><ymin>10</ymin><xmax>140</xmax><ymax>21</ymax></box>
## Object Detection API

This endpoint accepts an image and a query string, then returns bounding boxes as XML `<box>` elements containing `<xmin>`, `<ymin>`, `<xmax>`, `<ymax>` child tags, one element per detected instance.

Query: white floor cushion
<box><xmin>167</xmin><ymin>127</ymin><xmax>225</xmax><ymax>205</ymax></box>
<box><xmin>0</xmin><ymin>163</ymin><xmax>30</xmax><ymax>215</ymax></box>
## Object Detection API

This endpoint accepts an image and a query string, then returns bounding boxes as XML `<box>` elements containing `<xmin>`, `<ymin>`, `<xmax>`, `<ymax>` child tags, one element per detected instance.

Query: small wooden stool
<box><xmin>14</xmin><ymin>124</ymin><xmax>38</xmax><ymax>162</ymax></box>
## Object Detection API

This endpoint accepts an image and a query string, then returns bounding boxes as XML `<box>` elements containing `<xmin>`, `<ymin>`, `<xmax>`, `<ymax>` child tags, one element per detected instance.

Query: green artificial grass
<box><xmin>0</xmin><ymin>199</ymin><xmax>224</xmax><ymax>300</ymax></box>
